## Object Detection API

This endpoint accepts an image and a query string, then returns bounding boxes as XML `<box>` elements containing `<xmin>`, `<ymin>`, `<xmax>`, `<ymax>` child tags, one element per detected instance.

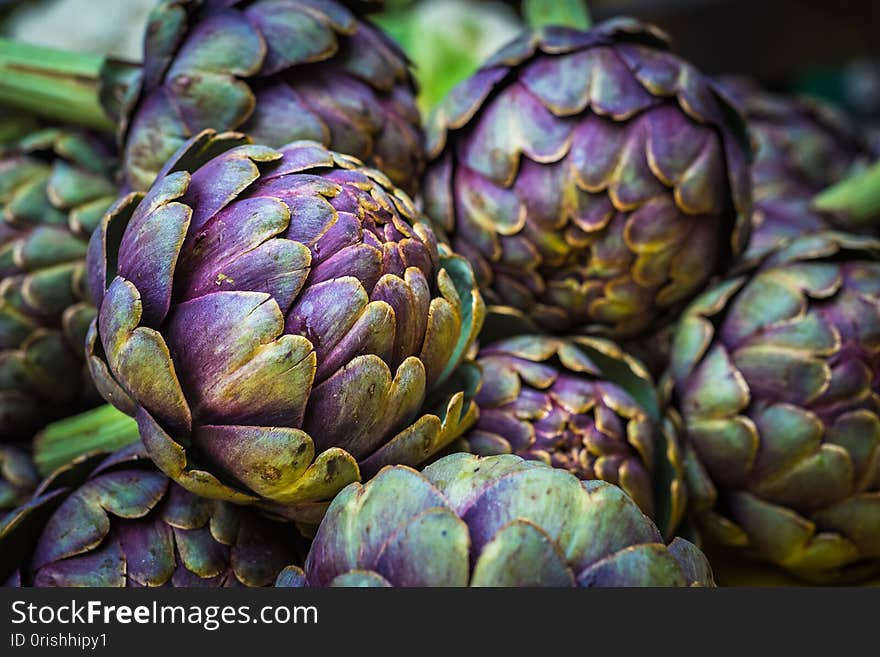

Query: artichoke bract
<box><xmin>280</xmin><ymin>453</ymin><xmax>713</xmax><ymax>587</ymax></box>
<box><xmin>458</xmin><ymin>335</ymin><xmax>686</xmax><ymax>536</ymax></box>
<box><xmin>423</xmin><ymin>17</ymin><xmax>751</xmax><ymax>338</ymax></box>
<box><xmin>721</xmin><ymin>77</ymin><xmax>874</xmax><ymax>262</ymax></box>
<box><xmin>671</xmin><ymin>232</ymin><xmax>880</xmax><ymax>582</ymax></box>
<box><xmin>0</xmin><ymin>443</ymin><xmax>302</xmax><ymax>586</ymax></box>
<box><xmin>120</xmin><ymin>0</ymin><xmax>424</xmax><ymax>195</ymax></box>
<box><xmin>0</xmin><ymin>126</ymin><xmax>117</xmax><ymax>440</ymax></box>
<box><xmin>86</xmin><ymin>130</ymin><xmax>484</xmax><ymax>519</ymax></box>
<box><xmin>0</xmin><ymin>444</ymin><xmax>38</xmax><ymax>511</ymax></box>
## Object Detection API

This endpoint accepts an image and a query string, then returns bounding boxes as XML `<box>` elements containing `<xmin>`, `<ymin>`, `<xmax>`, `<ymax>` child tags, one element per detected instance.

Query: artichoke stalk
<box><xmin>671</xmin><ymin>232</ymin><xmax>880</xmax><ymax>583</ymax></box>
<box><xmin>457</xmin><ymin>334</ymin><xmax>686</xmax><ymax>537</ymax></box>
<box><xmin>0</xmin><ymin>124</ymin><xmax>118</xmax><ymax>440</ymax></box>
<box><xmin>33</xmin><ymin>403</ymin><xmax>142</xmax><ymax>476</ymax></box>
<box><xmin>277</xmin><ymin>452</ymin><xmax>714</xmax><ymax>587</ymax></box>
<box><xmin>423</xmin><ymin>17</ymin><xmax>752</xmax><ymax>338</ymax></box>
<box><xmin>0</xmin><ymin>39</ymin><xmax>117</xmax><ymax>133</ymax></box>
<box><xmin>86</xmin><ymin>130</ymin><xmax>484</xmax><ymax>522</ymax></box>
<box><xmin>0</xmin><ymin>443</ymin><xmax>304</xmax><ymax>586</ymax></box>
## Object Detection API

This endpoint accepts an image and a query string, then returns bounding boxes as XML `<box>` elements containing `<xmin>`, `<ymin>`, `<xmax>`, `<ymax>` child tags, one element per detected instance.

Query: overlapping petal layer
<box><xmin>458</xmin><ymin>334</ymin><xmax>686</xmax><ymax>536</ymax></box>
<box><xmin>0</xmin><ymin>443</ymin><xmax>302</xmax><ymax>586</ymax></box>
<box><xmin>0</xmin><ymin>126</ymin><xmax>117</xmax><ymax>440</ymax></box>
<box><xmin>120</xmin><ymin>0</ymin><xmax>423</xmax><ymax>195</ymax></box>
<box><xmin>87</xmin><ymin>131</ymin><xmax>484</xmax><ymax>518</ymax></box>
<box><xmin>671</xmin><ymin>232</ymin><xmax>880</xmax><ymax>582</ymax></box>
<box><xmin>284</xmin><ymin>452</ymin><xmax>712</xmax><ymax>587</ymax></box>
<box><xmin>424</xmin><ymin>18</ymin><xmax>751</xmax><ymax>337</ymax></box>
<box><xmin>721</xmin><ymin>77</ymin><xmax>874</xmax><ymax>263</ymax></box>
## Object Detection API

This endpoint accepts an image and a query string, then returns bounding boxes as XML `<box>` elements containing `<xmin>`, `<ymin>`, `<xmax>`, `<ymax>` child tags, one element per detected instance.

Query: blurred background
<box><xmin>3</xmin><ymin>0</ymin><xmax>880</xmax><ymax>122</ymax></box>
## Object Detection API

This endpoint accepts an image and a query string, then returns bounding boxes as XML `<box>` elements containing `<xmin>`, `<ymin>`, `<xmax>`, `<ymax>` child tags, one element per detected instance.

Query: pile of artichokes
<box><xmin>0</xmin><ymin>0</ymin><xmax>878</xmax><ymax>588</ymax></box>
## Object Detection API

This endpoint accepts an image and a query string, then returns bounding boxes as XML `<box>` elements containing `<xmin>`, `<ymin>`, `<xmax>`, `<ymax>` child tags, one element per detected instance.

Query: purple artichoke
<box><xmin>724</xmin><ymin>79</ymin><xmax>867</xmax><ymax>196</ymax></box>
<box><xmin>0</xmin><ymin>126</ymin><xmax>118</xmax><ymax>440</ymax></box>
<box><xmin>119</xmin><ymin>0</ymin><xmax>424</xmax><ymax>195</ymax></box>
<box><xmin>458</xmin><ymin>334</ymin><xmax>685</xmax><ymax>536</ymax></box>
<box><xmin>721</xmin><ymin>77</ymin><xmax>875</xmax><ymax>262</ymax></box>
<box><xmin>423</xmin><ymin>17</ymin><xmax>751</xmax><ymax>338</ymax></box>
<box><xmin>279</xmin><ymin>452</ymin><xmax>714</xmax><ymax>587</ymax></box>
<box><xmin>0</xmin><ymin>443</ymin><xmax>303</xmax><ymax>586</ymax></box>
<box><xmin>86</xmin><ymin>130</ymin><xmax>484</xmax><ymax>521</ymax></box>
<box><xmin>671</xmin><ymin>232</ymin><xmax>880</xmax><ymax>582</ymax></box>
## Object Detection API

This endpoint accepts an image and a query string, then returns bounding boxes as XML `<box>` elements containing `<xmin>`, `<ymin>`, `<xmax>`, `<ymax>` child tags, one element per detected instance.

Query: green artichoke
<box><xmin>671</xmin><ymin>231</ymin><xmax>880</xmax><ymax>582</ymax></box>
<box><xmin>119</xmin><ymin>0</ymin><xmax>424</xmax><ymax>195</ymax></box>
<box><xmin>279</xmin><ymin>452</ymin><xmax>714</xmax><ymax>587</ymax></box>
<box><xmin>458</xmin><ymin>334</ymin><xmax>686</xmax><ymax>536</ymax></box>
<box><xmin>0</xmin><ymin>443</ymin><xmax>303</xmax><ymax>586</ymax></box>
<box><xmin>0</xmin><ymin>125</ymin><xmax>117</xmax><ymax>440</ymax></box>
<box><xmin>423</xmin><ymin>17</ymin><xmax>751</xmax><ymax>338</ymax></box>
<box><xmin>721</xmin><ymin>77</ymin><xmax>874</xmax><ymax>262</ymax></box>
<box><xmin>0</xmin><ymin>443</ymin><xmax>38</xmax><ymax>511</ymax></box>
<box><xmin>86</xmin><ymin>130</ymin><xmax>484</xmax><ymax>521</ymax></box>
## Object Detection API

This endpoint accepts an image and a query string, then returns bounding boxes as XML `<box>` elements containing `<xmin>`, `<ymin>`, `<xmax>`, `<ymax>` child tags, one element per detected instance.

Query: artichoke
<box><xmin>86</xmin><ymin>130</ymin><xmax>484</xmax><ymax>521</ymax></box>
<box><xmin>0</xmin><ymin>444</ymin><xmax>38</xmax><ymax>511</ymax></box>
<box><xmin>721</xmin><ymin>77</ymin><xmax>874</xmax><ymax>262</ymax></box>
<box><xmin>423</xmin><ymin>17</ymin><xmax>751</xmax><ymax>338</ymax></box>
<box><xmin>723</xmin><ymin>78</ymin><xmax>868</xmax><ymax>198</ymax></box>
<box><xmin>120</xmin><ymin>0</ymin><xmax>424</xmax><ymax>195</ymax></box>
<box><xmin>0</xmin><ymin>126</ymin><xmax>117</xmax><ymax>440</ymax></box>
<box><xmin>458</xmin><ymin>334</ymin><xmax>686</xmax><ymax>536</ymax></box>
<box><xmin>0</xmin><ymin>443</ymin><xmax>303</xmax><ymax>586</ymax></box>
<box><xmin>670</xmin><ymin>232</ymin><xmax>880</xmax><ymax>582</ymax></box>
<box><xmin>279</xmin><ymin>452</ymin><xmax>714</xmax><ymax>587</ymax></box>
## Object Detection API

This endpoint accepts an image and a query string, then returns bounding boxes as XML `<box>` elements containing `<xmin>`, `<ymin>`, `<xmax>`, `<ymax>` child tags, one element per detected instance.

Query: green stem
<box><xmin>813</xmin><ymin>159</ymin><xmax>880</xmax><ymax>227</ymax></box>
<box><xmin>0</xmin><ymin>38</ymin><xmax>115</xmax><ymax>132</ymax></box>
<box><xmin>522</xmin><ymin>0</ymin><xmax>592</xmax><ymax>31</ymax></box>
<box><xmin>33</xmin><ymin>404</ymin><xmax>140</xmax><ymax>476</ymax></box>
